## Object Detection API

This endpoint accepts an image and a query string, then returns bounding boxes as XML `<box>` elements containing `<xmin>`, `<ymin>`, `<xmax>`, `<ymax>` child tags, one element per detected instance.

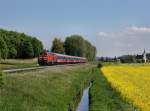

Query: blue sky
<box><xmin>0</xmin><ymin>0</ymin><xmax>150</xmax><ymax>57</ymax></box>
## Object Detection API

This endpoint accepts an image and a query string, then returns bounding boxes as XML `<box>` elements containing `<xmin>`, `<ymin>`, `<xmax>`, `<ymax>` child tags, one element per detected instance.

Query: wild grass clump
<box><xmin>0</xmin><ymin>70</ymin><xmax>3</xmax><ymax>87</ymax></box>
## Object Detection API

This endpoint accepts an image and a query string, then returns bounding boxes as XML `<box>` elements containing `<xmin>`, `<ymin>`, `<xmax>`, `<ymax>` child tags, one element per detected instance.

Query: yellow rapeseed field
<box><xmin>101</xmin><ymin>65</ymin><xmax>150</xmax><ymax>111</ymax></box>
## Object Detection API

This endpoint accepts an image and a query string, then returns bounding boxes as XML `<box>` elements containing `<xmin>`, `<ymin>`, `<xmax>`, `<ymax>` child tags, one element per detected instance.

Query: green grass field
<box><xmin>0</xmin><ymin>64</ymin><xmax>94</xmax><ymax>111</ymax></box>
<box><xmin>0</xmin><ymin>59</ymin><xmax>38</xmax><ymax>70</ymax></box>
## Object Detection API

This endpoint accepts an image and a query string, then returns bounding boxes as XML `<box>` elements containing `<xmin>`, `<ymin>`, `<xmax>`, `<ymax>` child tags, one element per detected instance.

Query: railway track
<box><xmin>2</xmin><ymin>64</ymin><xmax>85</xmax><ymax>73</ymax></box>
<box><xmin>2</xmin><ymin>66</ymin><xmax>46</xmax><ymax>73</ymax></box>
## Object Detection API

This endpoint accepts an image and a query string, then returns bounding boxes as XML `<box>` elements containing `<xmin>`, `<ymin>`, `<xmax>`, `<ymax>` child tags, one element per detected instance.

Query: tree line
<box><xmin>98</xmin><ymin>54</ymin><xmax>150</xmax><ymax>63</ymax></box>
<box><xmin>51</xmin><ymin>35</ymin><xmax>97</xmax><ymax>61</ymax></box>
<box><xmin>0</xmin><ymin>29</ymin><xmax>43</xmax><ymax>59</ymax></box>
<box><xmin>0</xmin><ymin>29</ymin><xmax>97</xmax><ymax>61</ymax></box>
<box><xmin>118</xmin><ymin>54</ymin><xmax>150</xmax><ymax>63</ymax></box>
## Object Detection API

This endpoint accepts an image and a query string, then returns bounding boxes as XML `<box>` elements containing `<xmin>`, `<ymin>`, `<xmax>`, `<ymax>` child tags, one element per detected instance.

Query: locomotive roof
<box><xmin>52</xmin><ymin>52</ymin><xmax>86</xmax><ymax>59</ymax></box>
<box><xmin>42</xmin><ymin>51</ymin><xmax>86</xmax><ymax>59</ymax></box>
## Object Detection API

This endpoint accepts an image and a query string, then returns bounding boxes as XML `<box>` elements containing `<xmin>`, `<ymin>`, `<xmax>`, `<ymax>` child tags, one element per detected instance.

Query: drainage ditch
<box><xmin>76</xmin><ymin>82</ymin><xmax>92</xmax><ymax>111</ymax></box>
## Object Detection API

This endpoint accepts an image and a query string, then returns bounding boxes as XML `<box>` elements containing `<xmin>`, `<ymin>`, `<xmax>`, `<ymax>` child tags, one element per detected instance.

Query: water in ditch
<box><xmin>76</xmin><ymin>83</ymin><xmax>92</xmax><ymax>111</ymax></box>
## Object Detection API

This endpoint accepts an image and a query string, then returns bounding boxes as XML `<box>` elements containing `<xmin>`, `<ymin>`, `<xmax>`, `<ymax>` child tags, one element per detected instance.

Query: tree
<box><xmin>64</xmin><ymin>35</ymin><xmax>86</xmax><ymax>57</ymax></box>
<box><xmin>119</xmin><ymin>55</ymin><xmax>137</xmax><ymax>63</ymax></box>
<box><xmin>64</xmin><ymin>35</ymin><xmax>97</xmax><ymax>61</ymax></box>
<box><xmin>8</xmin><ymin>47</ymin><xmax>17</xmax><ymax>58</ymax></box>
<box><xmin>0</xmin><ymin>29</ymin><xmax>44</xmax><ymax>59</ymax></box>
<box><xmin>21</xmin><ymin>40</ymin><xmax>34</xmax><ymax>58</ymax></box>
<box><xmin>51</xmin><ymin>38</ymin><xmax>65</xmax><ymax>54</ymax></box>
<box><xmin>32</xmin><ymin>38</ymin><xmax>43</xmax><ymax>57</ymax></box>
<box><xmin>0</xmin><ymin>37</ymin><xmax>8</xmax><ymax>60</ymax></box>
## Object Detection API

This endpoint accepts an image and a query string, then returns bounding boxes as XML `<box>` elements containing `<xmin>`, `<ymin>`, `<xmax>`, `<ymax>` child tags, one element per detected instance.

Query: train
<box><xmin>38</xmin><ymin>51</ymin><xmax>87</xmax><ymax>65</ymax></box>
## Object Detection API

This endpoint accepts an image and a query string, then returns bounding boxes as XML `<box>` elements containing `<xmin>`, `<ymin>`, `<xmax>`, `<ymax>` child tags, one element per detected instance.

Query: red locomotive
<box><xmin>38</xmin><ymin>51</ymin><xmax>87</xmax><ymax>65</ymax></box>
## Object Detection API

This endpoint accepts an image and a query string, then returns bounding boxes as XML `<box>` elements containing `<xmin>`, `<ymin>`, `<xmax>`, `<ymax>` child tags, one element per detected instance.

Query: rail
<box><xmin>2</xmin><ymin>67</ymin><xmax>45</xmax><ymax>73</ymax></box>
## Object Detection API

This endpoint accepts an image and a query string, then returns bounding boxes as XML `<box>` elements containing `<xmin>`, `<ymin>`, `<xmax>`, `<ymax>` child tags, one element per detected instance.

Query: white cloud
<box><xmin>129</xmin><ymin>26</ymin><xmax>150</xmax><ymax>33</ymax></box>
<box><xmin>98</xmin><ymin>26</ymin><xmax>150</xmax><ymax>39</ymax></box>
<box><xmin>98</xmin><ymin>32</ymin><xmax>108</xmax><ymax>36</ymax></box>
<box><xmin>96</xmin><ymin>26</ymin><xmax>150</xmax><ymax>57</ymax></box>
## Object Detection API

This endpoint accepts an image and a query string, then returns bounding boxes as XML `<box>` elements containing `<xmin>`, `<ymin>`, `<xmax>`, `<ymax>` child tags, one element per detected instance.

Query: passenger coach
<box><xmin>38</xmin><ymin>51</ymin><xmax>87</xmax><ymax>65</ymax></box>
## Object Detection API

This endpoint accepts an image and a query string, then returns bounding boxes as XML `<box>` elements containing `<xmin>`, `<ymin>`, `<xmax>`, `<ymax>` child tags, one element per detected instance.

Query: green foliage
<box><xmin>8</xmin><ymin>47</ymin><xmax>17</xmax><ymax>58</ymax></box>
<box><xmin>97</xmin><ymin>62</ymin><xmax>103</xmax><ymax>68</ymax></box>
<box><xmin>84</xmin><ymin>40</ymin><xmax>96</xmax><ymax>61</ymax></box>
<box><xmin>21</xmin><ymin>40</ymin><xmax>34</xmax><ymax>58</ymax></box>
<box><xmin>32</xmin><ymin>38</ymin><xmax>43</xmax><ymax>57</ymax></box>
<box><xmin>51</xmin><ymin>38</ymin><xmax>65</xmax><ymax>54</ymax></box>
<box><xmin>136</xmin><ymin>59</ymin><xmax>144</xmax><ymax>63</ymax></box>
<box><xmin>65</xmin><ymin>35</ymin><xmax>86</xmax><ymax>57</ymax></box>
<box><xmin>0</xmin><ymin>29</ymin><xmax>43</xmax><ymax>59</ymax></box>
<box><xmin>0</xmin><ymin>36</ymin><xmax>8</xmax><ymax>60</ymax></box>
<box><xmin>119</xmin><ymin>55</ymin><xmax>137</xmax><ymax>63</ymax></box>
<box><xmin>117</xmin><ymin>53</ymin><xmax>150</xmax><ymax>63</ymax></box>
<box><xmin>64</xmin><ymin>35</ymin><xmax>96</xmax><ymax>61</ymax></box>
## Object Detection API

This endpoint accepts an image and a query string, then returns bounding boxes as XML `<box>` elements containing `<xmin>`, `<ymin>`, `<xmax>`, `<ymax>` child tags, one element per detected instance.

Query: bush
<box><xmin>97</xmin><ymin>62</ymin><xmax>103</xmax><ymax>68</ymax></box>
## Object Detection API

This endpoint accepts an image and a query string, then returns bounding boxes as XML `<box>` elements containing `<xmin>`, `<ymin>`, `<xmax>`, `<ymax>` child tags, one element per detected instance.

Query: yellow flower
<box><xmin>101</xmin><ymin>65</ymin><xmax>150</xmax><ymax>111</ymax></box>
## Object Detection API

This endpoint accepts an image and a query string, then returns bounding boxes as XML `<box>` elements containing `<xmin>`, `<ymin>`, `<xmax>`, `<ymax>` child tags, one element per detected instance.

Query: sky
<box><xmin>0</xmin><ymin>0</ymin><xmax>150</xmax><ymax>57</ymax></box>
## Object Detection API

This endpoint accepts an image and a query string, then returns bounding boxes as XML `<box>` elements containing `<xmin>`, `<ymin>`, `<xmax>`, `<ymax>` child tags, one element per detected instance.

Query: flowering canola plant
<box><xmin>101</xmin><ymin>65</ymin><xmax>150</xmax><ymax>111</ymax></box>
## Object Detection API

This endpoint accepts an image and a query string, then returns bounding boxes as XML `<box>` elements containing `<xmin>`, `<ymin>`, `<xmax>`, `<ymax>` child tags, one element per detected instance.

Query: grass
<box><xmin>0</xmin><ymin>59</ymin><xmax>38</xmax><ymax>70</ymax></box>
<box><xmin>89</xmin><ymin>68</ymin><xmax>136</xmax><ymax>111</ymax></box>
<box><xmin>0</xmin><ymin>64</ymin><xmax>94</xmax><ymax>111</ymax></box>
<box><xmin>0</xmin><ymin>71</ymin><xmax>3</xmax><ymax>87</ymax></box>
<box><xmin>101</xmin><ymin>64</ymin><xmax>150</xmax><ymax>111</ymax></box>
